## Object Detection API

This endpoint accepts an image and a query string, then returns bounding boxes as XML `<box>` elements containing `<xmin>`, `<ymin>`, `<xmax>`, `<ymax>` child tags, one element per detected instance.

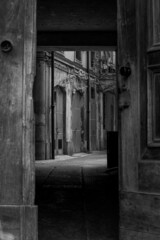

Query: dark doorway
<box><xmin>35</xmin><ymin>48</ymin><xmax>119</xmax><ymax>240</ymax></box>
<box><xmin>36</xmin><ymin>1</ymin><xmax>118</xmax><ymax>239</ymax></box>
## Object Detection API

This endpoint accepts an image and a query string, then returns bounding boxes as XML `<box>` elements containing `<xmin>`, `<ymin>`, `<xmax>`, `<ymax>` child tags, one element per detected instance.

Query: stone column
<box><xmin>65</xmin><ymin>82</ymin><xmax>73</xmax><ymax>155</ymax></box>
<box><xmin>0</xmin><ymin>0</ymin><xmax>37</xmax><ymax>239</ymax></box>
<box><xmin>99</xmin><ymin>92</ymin><xmax>104</xmax><ymax>149</ymax></box>
<box><xmin>95</xmin><ymin>86</ymin><xmax>99</xmax><ymax>150</ymax></box>
<box><xmin>35</xmin><ymin>52</ymin><xmax>51</xmax><ymax>160</ymax></box>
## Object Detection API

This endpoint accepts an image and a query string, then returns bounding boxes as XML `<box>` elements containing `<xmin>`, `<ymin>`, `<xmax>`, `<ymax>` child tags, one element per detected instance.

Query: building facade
<box><xmin>34</xmin><ymin>50</ymin><xmax>116</xmax><ymax>159</ymax></box>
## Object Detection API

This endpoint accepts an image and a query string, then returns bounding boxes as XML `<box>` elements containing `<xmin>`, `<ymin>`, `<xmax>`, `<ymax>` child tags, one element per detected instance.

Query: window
<box><xmin>58</xmin><ymin>139</ymin><xmax>63</xmax><ymax>149</ymax></box>
<box><xmin>91</xmin><ymin>51</ymin><xmax>95</xmax><ymax>68</ymax></box>
<box><xmin>75</xmin><ymin>51</ymin><xmax>82</xmax><ymax>62</ymax></box>
<box><xmin>91</xmin><ymin>87</ymin><xmax>95</xmax><ymax>99</ymax></box>
<box><xmin>54</xmin><ymin>91</ymin><xmax>57</xmax><ymax>103</ymax></box>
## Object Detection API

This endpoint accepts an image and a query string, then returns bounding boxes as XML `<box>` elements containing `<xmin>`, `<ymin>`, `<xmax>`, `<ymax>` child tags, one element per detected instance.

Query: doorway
<box><xmin>34</xmin><ymin>49</ymin><xmax>118</xmax><ymax>159</ymax></box>
<box><xmin>54</xmin><ymin>87</ymin><xmax>65</xmax><ymax>155</ymax></box>
<box><xmin>35</xmin><ymin>48</ymin><xmax>119</xmax><ymax>240</ymax></box>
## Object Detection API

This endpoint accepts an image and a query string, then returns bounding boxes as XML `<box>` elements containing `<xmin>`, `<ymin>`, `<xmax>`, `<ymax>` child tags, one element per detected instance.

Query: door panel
<box><xmin>118</xmin><ymin>0</ymin><xmax>160</xmax><ymax>239</ymax></box>
<box><xmin>0</xmin><ymin>0</ymin><xmax>37</xmax><ymax>237</ymax></box>
<box><xmin>139</xmin><ymin>0</ymin><xmax>160</xmax><ymax>191</ymax></box>
<box><xmin>118</xmin><ymin>0</ymin><xmax>139</xmax><ymax>191</ymax></box>
<box><xmin>148</xmin><ymin>0</ymin><xmax>160</xmax><ymax>49</ymax></box>
<box><xmin>55</xmin><ymin>88</ymin><xmax>64</xmax><ymax>155</ymax></box>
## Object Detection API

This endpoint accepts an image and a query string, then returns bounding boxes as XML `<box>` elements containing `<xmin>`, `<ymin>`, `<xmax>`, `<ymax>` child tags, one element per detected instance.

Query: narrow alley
<box><xmin>35</xmin><ymin>151</ymin><xmax>118</xmax><ymax>240</ymax></box>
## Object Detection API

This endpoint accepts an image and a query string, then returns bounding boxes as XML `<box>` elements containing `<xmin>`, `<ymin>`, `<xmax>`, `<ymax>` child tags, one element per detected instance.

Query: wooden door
<box><xmin>72</xmin><ymin>92</ymin><xmax>82</xmax><ymax>153</ymax></box>
<box><xmin>55</xmin><ymin>88</ymin><xmax>64</xmax><ymax>155</ymax></box>
<box><xmin>118</xmin><ymin>0</ymin><xmax>160</xmax><ymax>239</ymax></box>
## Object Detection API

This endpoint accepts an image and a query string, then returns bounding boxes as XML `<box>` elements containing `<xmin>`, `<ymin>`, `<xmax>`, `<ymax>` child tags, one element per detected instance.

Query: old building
<box><xmin>34</xmin><ymin>50</ymin><xmax>116</xmax><ymax>159</ymax></box>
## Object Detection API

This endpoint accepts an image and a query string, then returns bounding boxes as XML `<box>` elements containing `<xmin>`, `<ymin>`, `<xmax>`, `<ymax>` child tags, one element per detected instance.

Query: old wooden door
<box><xmin>55</xmin><ymin>88</ymin><xmax>64</xmax><ymax>155</ymax></box>
<box><xmin>118</xmin><ymin>0</ymin><xmax>160</xmax><ymax>239</ymax></box>
<box><xmin>0</xmin><ymin>0</ymin><xmax>37</xmax><ymax>238</ymax></box>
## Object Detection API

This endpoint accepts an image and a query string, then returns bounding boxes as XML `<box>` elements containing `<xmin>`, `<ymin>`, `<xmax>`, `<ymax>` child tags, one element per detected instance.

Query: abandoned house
<box><xmin>0</xmin><ymin>0</ymin><xmax>160</xmax><ymax>239</ymax></box>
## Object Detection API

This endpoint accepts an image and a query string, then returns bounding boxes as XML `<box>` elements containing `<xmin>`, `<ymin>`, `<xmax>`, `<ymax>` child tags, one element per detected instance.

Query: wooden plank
<box><xmin>37</xmin><ymin>31</ymin><xmax>117</xmax><ymax>47</ymax></box>
<box><xmin>37</xmin><ymin>0</ymin><xmax>116</xmax><ymax>32</ymax></box>
<box><xmin>0</xmin><ymin>0</ymin><xmax>37</xmax><ymax>238</ymax></box>
<box><xmin>140</xmin><ymin>0</ymin><xmax>150</xmax><ymax>158</ymax></box>
<box><xmin>0</xmin><ymin>0</ymin><xmax>24</xmax><ymax>204</ymax></box>
<box><xmin>22</xmin><ymin>0</ymin><xmax>37</xmax><ymax>204</ymax></box>
<box><xmin>118</xmin><ymin>0</ymin><xmax>139</xmax><ymax>191</ymax></box>
<box><xmin>0</xmin><ymin>0</ymin><xmax>36</xmax><ymax>204</ymax></box>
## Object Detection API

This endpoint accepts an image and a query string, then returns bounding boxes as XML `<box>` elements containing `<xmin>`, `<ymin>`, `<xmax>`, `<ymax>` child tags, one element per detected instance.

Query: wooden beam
<box><xmin>37</xmin><ymin>31</ymin><xmax>117</xmax><ymax>47</ymax></box>
<box><xmin>0</xmin><ymin>0</ymin><xmax>37</xmax><ymax>238</ymax></box>
<box><xmin>37</xmin><ymin>0</ymin><xmax>117</xmax><ymax>32</ymax></box>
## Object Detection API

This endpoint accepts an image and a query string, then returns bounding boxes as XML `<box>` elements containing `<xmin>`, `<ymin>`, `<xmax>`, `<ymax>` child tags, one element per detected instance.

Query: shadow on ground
<box><xmin>35</xmin><ymin>151</ymin><xmax>119</xmax><ymax>240</ymax></box>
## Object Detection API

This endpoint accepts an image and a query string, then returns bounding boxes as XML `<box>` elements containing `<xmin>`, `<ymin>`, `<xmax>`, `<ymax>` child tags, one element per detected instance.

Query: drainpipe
<box><xmin>87</xmin><ymin>51</ymin><xmax>90</xmax><ymax>152</ymax></box>
<box><xmin>51</xmin><ymin>51</ymin><xmax>55</xmax><ymax>159</ymax></box>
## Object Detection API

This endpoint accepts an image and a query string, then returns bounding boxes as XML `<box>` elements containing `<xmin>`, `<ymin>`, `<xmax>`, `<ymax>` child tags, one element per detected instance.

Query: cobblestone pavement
<box><xmin>35</xmin><ymin>151</ymin><xmax>119</xmax><ymax>240</ymax></box>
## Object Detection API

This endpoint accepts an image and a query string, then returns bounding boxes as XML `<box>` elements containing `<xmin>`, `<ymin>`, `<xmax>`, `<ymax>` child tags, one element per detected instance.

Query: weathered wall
<box><xmin>118</xmin><ymin>0</ymin><xmax>160</xmax><ymax>239</ymax></box>
<box><xmin>0</xmin><ymin>0</ymin><xmax>37</xmax><ymax>238</ymax></box>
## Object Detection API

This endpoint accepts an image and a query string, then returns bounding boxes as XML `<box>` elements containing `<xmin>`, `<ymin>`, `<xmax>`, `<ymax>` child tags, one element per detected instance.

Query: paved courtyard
<box><xmin>35</xmin><ymin>151</ymin><xmax>119</xmax><ymax>240</ymax></box>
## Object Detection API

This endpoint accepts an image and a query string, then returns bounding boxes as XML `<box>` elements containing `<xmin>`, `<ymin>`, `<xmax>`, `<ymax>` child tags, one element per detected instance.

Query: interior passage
<box><xmin>35</xmin><ymin>151</ymin><xmax>118</xmax><ymax>240</ymax></box>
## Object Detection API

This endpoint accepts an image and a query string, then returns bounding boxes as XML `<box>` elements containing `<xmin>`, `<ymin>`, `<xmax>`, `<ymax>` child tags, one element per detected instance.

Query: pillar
<box><xmin>65</xmin><ymin>82</ymin><xmax>73</xmax><ymax>155</ymax></box>
<box><xmin>0</xmin><ymin>0</ymin><xmax>37</xmax><ymax>239</ymax></box>
<box><xmin>99</xmin><ymin>92</ymin><xmax>104</xmax><ymax>149</ymax></box>
<box><xmin>34</xmin><ymin>52</ymin><xmax>52</xmax><ymax>160</ymax></box>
